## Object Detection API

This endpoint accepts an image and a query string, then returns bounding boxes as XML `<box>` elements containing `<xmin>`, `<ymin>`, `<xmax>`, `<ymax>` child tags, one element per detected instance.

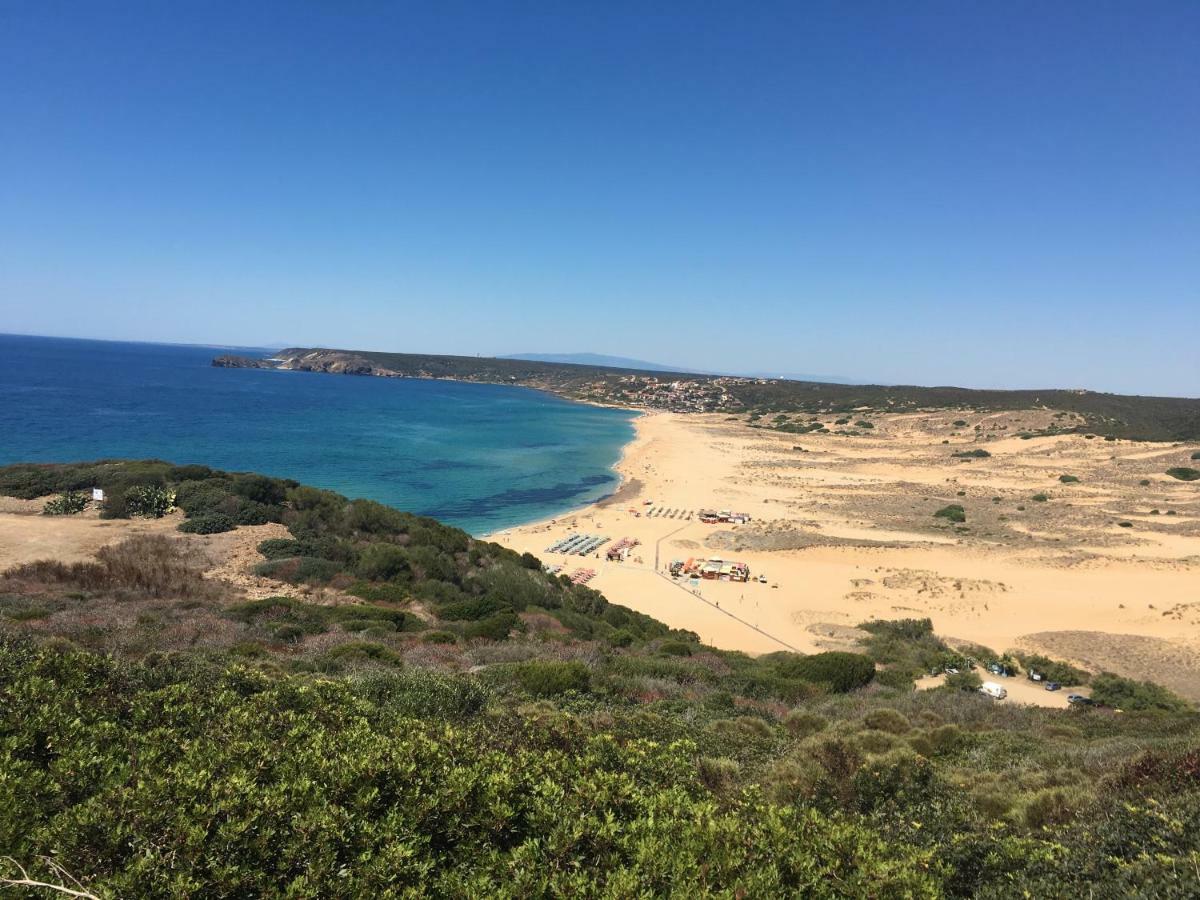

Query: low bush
<box><xmin>463</xmin><ymin>611</ymin><xmax>519</xmax><ymax>641</ymax></box>
<box><xmin>178</xmin><ymin>512</ymin><xmax>237</xmax><ymax>534</ymax></box>
<box><xmin>42</xmin><ymin>490</ymin><xmax>88</xmax><ymax>516</ymax></box>
<box><xmin>504</xmin><ymin>659</ymin><xmax>591</xmax><ymax>697</ymax></box>
<box><xmin>258</xmin><ymin>538</ymin><xmax>305</xmax><ymax>560</ymax></box>
<box><xmin>944</xmin><ymin>671</ymin><xmax>982</xmax><ymax>692</ymax></box>
<box><xmin>863</xmin><ymin>709</ymin><xmax>911</xmax><ymax>735</ymax></box>
<box><xmin>933</xmin><ymin>504</ymin><xmax>966</xmax><ymax>523</ymax></box>
<box><xmin>1015</xmin><ymin>653</ymin><xmax>1089</xmax><ymax>686</ymax></box>
<box><xmin>1089</xmin><ymin>673</ymin><xmax>1191</xmax><ymax>712</ymax></box>
<box><xmin>1166</xmin><ymin>467</ymin><xmax>1200</xmax><ymax>481</ymax></box>
<box><xmin>952</xmin><ymin>449</ymin><xmax>991</xmax><ymax>459</ymax></box>
<box><xmin>253</xmin><ymin>556</ymin><xmax>342</xmax><ymax>583</ymax></box>
<box><xmin>125</xmin><ymin>484</ymin><xmax>173</xmax><ymax>518</ymax></box>
<box><xmin>659</xmin><ymin>640</ymin><xmax>694</xmax><ymax>657</ymax></box>
<box><xmin>783</xmin><ymin>710</ymin><xmax>828</xmax><ymax>738</ymax></box>
<box><xmin>1059</xmin><ymin>474</ymin><xmax>1080</xmax><ymax>483</ymax></box>
<box><xmin>776</xmin><ymin>651</ymin><xmax>876</xmax><ymax>693</ymax></box>
<box><xmin>316</xmin><ymin>641</ymin><xmax>403</xmax><ymax>671</ymax></box>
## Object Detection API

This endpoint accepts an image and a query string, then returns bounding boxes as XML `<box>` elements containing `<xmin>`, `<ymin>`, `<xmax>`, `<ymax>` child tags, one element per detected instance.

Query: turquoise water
<box><xmin>0</xmin><ymin>334</ymin><xmax>636</xmax><ymax>534</ymax></box>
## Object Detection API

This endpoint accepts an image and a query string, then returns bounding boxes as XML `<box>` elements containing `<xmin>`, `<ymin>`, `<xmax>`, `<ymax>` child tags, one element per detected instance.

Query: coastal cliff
<box><xmin>213</xmin><ymin>349</ymin><xmax>396</xmax><ymax>377</ymax></box>
<box><xmin>212</xmin><ymin>354</ymin><xmax>279</xmax><ymax>369</ymax></box>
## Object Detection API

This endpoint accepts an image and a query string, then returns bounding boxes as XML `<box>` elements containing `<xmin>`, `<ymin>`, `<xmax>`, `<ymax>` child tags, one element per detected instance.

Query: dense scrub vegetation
<box><xmin>5</xmin><ymin>461</ymin><xmax>1200</xmax><ymax>895</ymax></box>
<box><xmin>4</xmin><ymin>630</ymin><xmax>1200</xmax><ymax>897</ymax></box>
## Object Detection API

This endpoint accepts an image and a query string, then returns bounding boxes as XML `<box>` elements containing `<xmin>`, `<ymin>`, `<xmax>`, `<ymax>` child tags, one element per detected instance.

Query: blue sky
<box><xmin>1</xmin><ymin>2</ymin><xmax>1197</xmax><ymax>395</ymax></box>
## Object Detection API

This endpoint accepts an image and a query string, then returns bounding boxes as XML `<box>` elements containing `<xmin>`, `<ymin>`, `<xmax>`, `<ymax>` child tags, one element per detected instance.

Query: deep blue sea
<box><xmin>0</xmin><ymin>334</ymin><xmax>636</xmax><ymax>535</ymax></box>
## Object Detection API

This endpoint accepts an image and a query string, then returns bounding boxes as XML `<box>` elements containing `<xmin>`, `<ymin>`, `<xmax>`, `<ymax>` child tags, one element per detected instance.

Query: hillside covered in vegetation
<box><xmin>214</xmin><ymin>347</ymin><xmax>1200</xmax><ymax>441</ymax></box>
<box><xmin>3</xmin><ymin>460</ymin><xmax>1200</xmax><ymax>897</ymax></box>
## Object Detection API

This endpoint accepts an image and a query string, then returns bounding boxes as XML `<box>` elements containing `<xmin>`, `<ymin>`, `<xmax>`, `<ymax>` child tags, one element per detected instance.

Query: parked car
<box><xmin>1029</xmin><ymin>671</ymin><xmax>1043</xmax><ymax>682</ymax></box>
<box><xmin>1045</xmin><ymin>682</ymin><xmax>1062</xmax><ymax>691</ymax></box>
<box><xmin>980</xmin><ymin>681</ymin><xmax>1008</xmax><ymax>700</ymax></box>
<box><xmin>945</xmin><ymin>667</ymin><xmax>960</xmax><ymax>676</ymax></box>
<box><xmin>1067</xmin><ymin>694</ymin><xmax>1094</xmax><ymax>706</ymax></box>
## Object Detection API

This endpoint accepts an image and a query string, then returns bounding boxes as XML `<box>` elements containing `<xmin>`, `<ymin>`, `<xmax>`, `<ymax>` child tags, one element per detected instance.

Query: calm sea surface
<box><xmin>0</xmin><ymin>334</ymin><xmax>636</xmax><ymax>534</ymax></box>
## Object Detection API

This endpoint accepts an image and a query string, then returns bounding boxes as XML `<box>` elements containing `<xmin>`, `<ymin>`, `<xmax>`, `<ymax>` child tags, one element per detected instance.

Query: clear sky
<box><xmin>1</xmin><ymin>2</ymin><xmax>1197</xmax><ymax>395</ymax></box>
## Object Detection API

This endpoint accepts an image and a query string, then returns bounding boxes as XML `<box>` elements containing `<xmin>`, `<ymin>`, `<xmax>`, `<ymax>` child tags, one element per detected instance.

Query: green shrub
<box><xmin>1015</xmin><ymin>653</ymin><xmax>1089</xmax><ymax>686</ymax></box>
<box><xmin>167</xmin><ymin>464</ymin><xmax>215</xmax><ymax>482</ymax></box>
<box><xmin>253</xmin><ymin>555</ymin><xmax>342</xmax><ymax>583</ymax></box>
<box><xmin>943</xmin><ymin>671</ymin><xmax>982</xmax><ymax>692</ymax></box>
<box><xmin>42</xmin><ymin>490</ymin><xmax>88</xmax><ymax>516</ymax></box>
<box><xmin>463</xmin><ymin>611</ymin><xmax>519</xmax><ymax>641</ymax></box>
<box><xmin>174</xmin><ymin>480</ymin><xmax>234</xmax><ymax>516</ymax></box>
<box><xmin>349</xmin><ymin>668</ymin><xmax>489</xmax><ymax>719</ymax></box>
<box><xmin>356</xmin><ymin>543</ymin><xmax>410</xmax><ymax>581</ymax></box>
<box><xmin>234</xmin><ymin>500</ymin><xmax>278</xmax><ymax>526</ymax></box>
<box><xmin>1059</xmin><ymin>474</ymin><xmax>1080</xmax><ymax>483</ymax></box>
<box><xmin>178</xmin><ymin>512</ymin><xmax>236</xmax><ymax>534</ymax></box>
<box><xmin>125</xmin><ymin>484</ymin><xmax>173</xmax><ymax>518</ymax></box>
<box><xmin>711</xmin><ymin>716</ymin><xmax>775</xmax><ymax>740</ymax></box>
<box><xmin>258</xmin><ymin>538</ymin><xmax>305</xmax><ymax>560</ymax></box>
<box><xmin>0</xmin><ymin>465</ymin><xmax>59</xmax><ymax>499</ymax></box>
<box><xmin>933</xmin><ymin>504</ymin><xmax>966</xmax><ymax>523</ymax></box>
<box><xmin>659</xmin><ymin>640</ymin><xmax>694</xmax><ymax>657</ymax></box>
<box><xmin>777</xmin><ymin>652</ymin><xmax>876</xmax><ymax>693</ymax></box>
<box><xmin>783</xmin><ymin>710</ymin><xmax>828</xmax><ymax>738</ymax></box>
<box><xmin>226</xmin><ymin>596</ymin><xmax>328</xmax><ymax>634</ymax></box>
<box><xmin>697</xmin><ymin>756</ymin><xmax>741</xmax><ymax>792</ymax></box>
<box><xmin>1166</xmin><ymin>467</ymin><xmax>1200</xmax><ymax>481</ymax></box>
<box><xmin>1089</xmin><ymin>673</ymin><xmax>1191</xmax><ymax>712</ymax></box>
<box><xmin>875</xmin><ymin>667</ymin><xmax>915</xmax><ymax>690</ymax></box>
<box><xmin>1192</xmin><ymin>451</ymin><xmax>1200</xmax><ymax>460</ymax></box>
<box><xmin>316</xmin><ymin>641</ymin><xmax>402</xmax><ymax>671</ymax></box>
<box><xmin>348</xmin><ymin>581</ymin><xmax>410</xmax><ymax>604</ymax></box>
<box><xmin>951</xmin><ymin>449</ymin><xmax>991</xmax><ymax>459</ymax></box>
<box><xmin>1031</xmin><ymin>493</ymin><xmax>1049</xmax><ymax>502</ymax></box>
<box><xmin>421</xmin><ymin>630</ymin><xmax>457</xmax><ymax>645</ymax></box>
<box><xmin>232</xmin><ymin>473</ymin><xmax>288</xmax><ymax>506</ymax></box>
<box><xmin>437</xmin><ymin>596</ymin><xmax>502</xmax><ymax>622</ymax></box>
<box><xmin>271</xmin><ymin>623</ymin><xmax>306</xmax><ymax>643</ymax></box>
<box><xmin>863</xmin><ymin>709</ymin><xmax>911</xmax><ymax>735</ymax></box>
<box><xmin>503</xmin><ymin>659</ymin><xmax>591</xmax><ymax>697</ymax></box>
<box><xmin>1018</xmin><ymin>786</ymin><xmax>1092</xmax><ymax>829</ymax></box>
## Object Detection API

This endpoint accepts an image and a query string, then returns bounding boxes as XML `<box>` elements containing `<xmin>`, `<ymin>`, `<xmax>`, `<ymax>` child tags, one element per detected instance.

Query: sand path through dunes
<box><xmin>493</xmin><ymin>412</ymin><xmax>1200</xmax><ymax>694</ymax></box>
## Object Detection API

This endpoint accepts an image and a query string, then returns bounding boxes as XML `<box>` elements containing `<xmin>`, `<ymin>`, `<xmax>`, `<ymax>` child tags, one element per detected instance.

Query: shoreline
<box><xmin>490</xmin><ymin>410</ymin><xmax>1200</xmax><ymax>698</ymax></box>
<box><xmin>480</xmin><ymin>409</ymin><xmax>649</xmax><ymax>541</ymax></box>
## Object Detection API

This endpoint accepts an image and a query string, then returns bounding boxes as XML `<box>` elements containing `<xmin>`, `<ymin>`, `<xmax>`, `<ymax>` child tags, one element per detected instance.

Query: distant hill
<box><xmin>502</xmin><ymin>352</ymin><xmax>687</xmax><ymax>373</ymax></box>
<box><xmin>504</xmin><ymin>352</ymin><xmax>854</xmax><ymax>383</ymax></box>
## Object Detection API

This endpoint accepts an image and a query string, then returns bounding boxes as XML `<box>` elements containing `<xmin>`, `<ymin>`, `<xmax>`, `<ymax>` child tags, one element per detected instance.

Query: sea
<box><xmin>0</xmin><ymin>334</ymin><xmax>636</xmax><ymax>535</ymax></box>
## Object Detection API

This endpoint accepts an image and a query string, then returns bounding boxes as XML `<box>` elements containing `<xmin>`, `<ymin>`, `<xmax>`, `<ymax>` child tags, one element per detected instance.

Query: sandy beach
<box><xmin>492</xmin><ymin>410</ymin><xmax>1200</xmax><ymax>698</ymax></box>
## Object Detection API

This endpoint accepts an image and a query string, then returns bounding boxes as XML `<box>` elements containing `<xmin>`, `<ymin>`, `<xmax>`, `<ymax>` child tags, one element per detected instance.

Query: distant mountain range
<box><xmin>501</xmin><ymin>353</ymin><xmax>854</xmax><ymax>384</ymax></box>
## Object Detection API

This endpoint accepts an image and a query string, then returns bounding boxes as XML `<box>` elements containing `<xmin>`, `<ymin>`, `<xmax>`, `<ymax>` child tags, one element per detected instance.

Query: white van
<box><xmin>980</xmin><ymin>681</ymin><xmax>1007</xmax><ymax>700</ymax></box>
